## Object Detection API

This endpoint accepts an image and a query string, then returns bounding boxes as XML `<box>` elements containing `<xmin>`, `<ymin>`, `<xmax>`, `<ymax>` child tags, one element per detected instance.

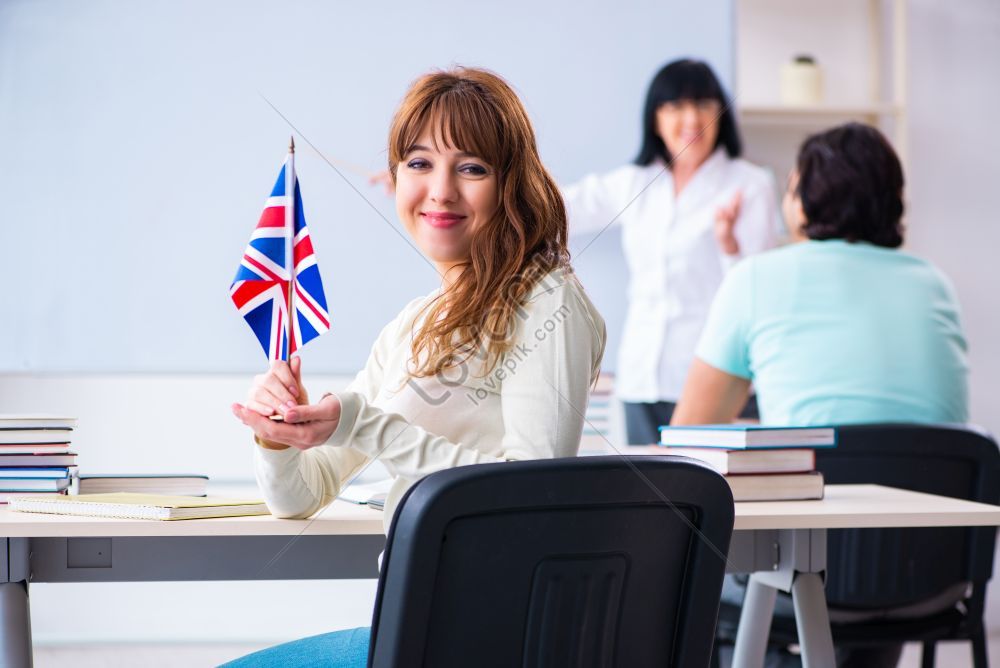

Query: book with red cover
<box><xmin>664</xmin><ymin>447</ymin><xmax>815</xmax><ymax>474</ymax></box>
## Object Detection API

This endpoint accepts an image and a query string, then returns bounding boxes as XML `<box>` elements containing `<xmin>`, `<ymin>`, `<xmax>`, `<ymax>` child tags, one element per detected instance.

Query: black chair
<box><xmin>367</xmin><ymin>455</ymin><xmax>735</xmax><ymax>668</ymax></box>
<box><xmin>717</xmin><ymin>423</ymin><xmax>1000</xmax><ymax>667</ymax></box>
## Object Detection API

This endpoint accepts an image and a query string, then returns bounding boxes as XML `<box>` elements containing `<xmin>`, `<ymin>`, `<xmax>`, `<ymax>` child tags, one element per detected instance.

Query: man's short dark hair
<box><xmin>797</xmin><ymin>123</ymin><xmax>904</xmax><ymax>248</ymax></box>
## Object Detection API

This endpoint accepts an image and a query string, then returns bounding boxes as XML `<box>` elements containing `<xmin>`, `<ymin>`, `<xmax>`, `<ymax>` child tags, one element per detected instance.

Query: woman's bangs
<box><xmin>426</xmin><ymin>93</ymin><xmax>501</xmax><ymax>168</ymax></box>
<box><xmin>655</xmin><ymin>70</ymin><xmax>724</xmax><ymax>105</ymax></box>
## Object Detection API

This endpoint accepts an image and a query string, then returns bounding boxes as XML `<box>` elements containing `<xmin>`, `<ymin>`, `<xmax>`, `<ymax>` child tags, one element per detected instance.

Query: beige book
<box><xmin>725</xmin><ymin>472</ymin><xmax>825</xmax><ymax>502</ymax></box>
<box><xmin>8</xmin><ymin>493</ymin><xmax>269</xmax><ymax>520</ymax></box>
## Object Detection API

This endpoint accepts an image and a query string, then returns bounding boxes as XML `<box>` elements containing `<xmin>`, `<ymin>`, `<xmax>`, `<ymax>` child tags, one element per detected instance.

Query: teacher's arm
<box><xmin>562</xmin><ymin>166</ymin><xmax>635</xmax><ymax>237</ymax></box>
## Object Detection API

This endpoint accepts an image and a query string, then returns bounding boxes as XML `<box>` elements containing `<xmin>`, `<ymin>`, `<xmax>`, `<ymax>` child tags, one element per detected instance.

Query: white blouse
<box><xmin>563</xmin><ymin>148</ymin><xmax>782</xmax><ymax>402</ymax></box>
<box><xmin>253</xmin><ymin>267</ymin><xmax>607</xmax><ymax>532</ymax></box>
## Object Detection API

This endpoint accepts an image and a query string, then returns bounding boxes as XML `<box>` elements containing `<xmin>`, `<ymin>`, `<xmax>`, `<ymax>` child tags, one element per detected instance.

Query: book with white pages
<box><xmin>0</xmin><ymin>453</ymin><xmax>77</xmax><ymax>467</ymax></box>
<box><xmin>0</xmin><ymin>430</ymin><xmax>73</xmax><ymax>445</ymax></box>
<box><xmin>78</xmin><ymin>474</ymin><xmax>209</xmax><ymax>497</ymax></box>
<box><xmin>8</xmin><ymin>493</ymin><xmax>269</xmax><ymax>520</ymax></box>
<box><xmin>725</xmin><ymin>471</ymin><xmax>825</xmax><ymax>502</ymax></box>
<box><xmin>0</xmin><ymin>415</ymin><xmax>77</xmax><ymax>430</ymax></box>
<box><xmin>659</xmin><ymin>425</ymin><xmax>835</xmax><ymax>449</ymax></box>
<box><xmin>0</xmin><ymin>444</ymin><xmax>73</xmax><ymax>455</ymax></box>
<box><xmin>0</xmin><ymin>491</ymin><xmax>67</xmax><ymax>504</ymax></box>
<box><xmin>0</xmin><ymin>467</ymin><xmax>74</xmax><ymax>479</ymax></box>
<box><xmin>0</xmin><ymin>478</ymin><xmax>71</xmax><ymax>493</ymax></box>
<box><xmin>665</xmin><ymin>447</ymin><xmax>815</xmax><ymax>474</ymax></box>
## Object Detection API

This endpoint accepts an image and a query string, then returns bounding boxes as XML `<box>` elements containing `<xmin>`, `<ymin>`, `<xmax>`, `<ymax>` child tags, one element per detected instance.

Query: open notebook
<box><xmin>8</xmin><ymin>493</ymin><xmax>269</xmax><ymax>521</ymax></box>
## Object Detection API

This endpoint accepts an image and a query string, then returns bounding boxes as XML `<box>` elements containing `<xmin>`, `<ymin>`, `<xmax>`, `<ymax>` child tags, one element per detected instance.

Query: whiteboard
<box><xmin>0</xmin><ymin>0</ymin><xmax>732</xmax><ymax>373</ymax></box>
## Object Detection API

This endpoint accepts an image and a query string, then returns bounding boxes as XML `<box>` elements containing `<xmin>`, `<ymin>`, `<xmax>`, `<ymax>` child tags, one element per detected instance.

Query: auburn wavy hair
<box><xmin>388</xmin><ymin>67</ymin><xmax>571</xmax><ymax>379</ymax></box>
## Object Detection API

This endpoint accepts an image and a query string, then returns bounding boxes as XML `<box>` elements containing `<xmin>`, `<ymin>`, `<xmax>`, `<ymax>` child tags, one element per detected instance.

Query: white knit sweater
<box><xmin>254</xmin><ymin>267</ymin><xmax>607</xmax><ymax>531</ymax></box>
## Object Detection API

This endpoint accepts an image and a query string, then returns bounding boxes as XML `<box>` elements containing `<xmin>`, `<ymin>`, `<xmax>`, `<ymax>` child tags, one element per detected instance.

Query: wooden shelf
<box><xmin>738</xmin><ymin>103</ymin><xmax>902</xmax><ymax>125</ymax></box>
<box><xmin>735</xmin><ymin>0</ymin><xmax>908</xmax><ymax>162</ymax></box>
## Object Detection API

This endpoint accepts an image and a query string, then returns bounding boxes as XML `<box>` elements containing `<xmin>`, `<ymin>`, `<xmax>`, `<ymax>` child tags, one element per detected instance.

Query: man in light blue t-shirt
<box><xmin>690</xmin><ymin>238</ymin><xmax>968</xmax><ymax>426</ymax></box>
<box><xmin>673</xmin><ymin>123</ymin><xmax>968</xmax><ymax>429</ymax></box>
<box><xmin>673</xmin><ymin>123</ymin><xmax>970</xmax><ymax>668</ymax></box>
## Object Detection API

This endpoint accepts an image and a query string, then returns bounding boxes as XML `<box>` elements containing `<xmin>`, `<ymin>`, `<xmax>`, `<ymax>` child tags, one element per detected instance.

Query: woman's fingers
<box><xmin>246</xmin><ymin>380</ymin><xmax>288</xmax><ymax>415</ymax></box>
<box><xmin>245</xmin><ymin>396</ymin><xmax>280</xmax><ymax>417</ymax></box>
<box><xmin>729</xmin><ymin>189</ymin><xmax>743</xmax><ymax>217</ymax></box>
<box><xmin>251</xmin><ymin>369</ymin><xmax>297</xmax><ymax>408</ymax></box>
<box><xmin>284</xmin><ymin>394</ymin><xmax>340</xmax><ymax>425</ymax></box>
<box><xmin>233</xmin><ymin>402</ymin><xmax>332</xmax><ymax>450</ymax></box>
<box><xmin>368</xmin><ymin>169</ymin><xmax>395</xmax><ymax>196</ymax></box>
<box><xmin>268</xmin><ymin>360</ymin><xmax>300</xmax><ymax>398</ymax></box>
<box><xmin>715</xmin><ymin>191</ymin><xmax>742</xmax><ymax>225</ymax></box>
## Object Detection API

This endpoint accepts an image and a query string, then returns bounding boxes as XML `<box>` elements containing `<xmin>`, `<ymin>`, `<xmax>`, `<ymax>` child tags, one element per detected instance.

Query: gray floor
<box><xmin>32</xmin><ymin>636</ymin><xmax>1000</xmax><ymax>667</ymax></box>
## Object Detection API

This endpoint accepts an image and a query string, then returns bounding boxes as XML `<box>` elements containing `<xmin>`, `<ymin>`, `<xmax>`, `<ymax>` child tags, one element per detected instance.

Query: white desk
<box><xmin>1</xmin><ymin>485</ymin><xmax>998</xmax><ymax>668</ymax></box>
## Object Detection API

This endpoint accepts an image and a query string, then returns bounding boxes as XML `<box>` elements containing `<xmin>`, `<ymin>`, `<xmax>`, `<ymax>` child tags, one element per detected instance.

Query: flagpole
<box><xmin>285</xmin><ymin>135</ymin><xmax>296</xmax><ymax>360</ymax></box>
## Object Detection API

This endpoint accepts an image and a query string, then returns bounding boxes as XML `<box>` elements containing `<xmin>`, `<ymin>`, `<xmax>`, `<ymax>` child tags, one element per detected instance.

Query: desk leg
<box><xmin>0</xmin><ymin>582</ymin><xmax>31</xmax><ymax>668</ymax></box>
<box><xmin>791</xmin><ymin>572</ymin><xmax>835</xmax><ymax>668</ymax></box>
<box><xmin>731</xmin><ymin>575</ymin><xmax>777</xmax><ymax>668</ymax></box>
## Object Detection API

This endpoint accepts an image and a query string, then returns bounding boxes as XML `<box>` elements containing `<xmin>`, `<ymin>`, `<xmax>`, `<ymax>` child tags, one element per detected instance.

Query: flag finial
<box><xmin>289</xmin><ymin>135</ymin><xmax>295</xmax><ymax>153</ymax></box>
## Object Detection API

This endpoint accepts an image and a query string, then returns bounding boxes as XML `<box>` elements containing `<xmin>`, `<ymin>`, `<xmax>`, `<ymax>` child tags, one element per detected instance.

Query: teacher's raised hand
<box><xmin>714</xmin><ymin>189</ymin><xmax>743</xmax><ymax>256</ymax></box>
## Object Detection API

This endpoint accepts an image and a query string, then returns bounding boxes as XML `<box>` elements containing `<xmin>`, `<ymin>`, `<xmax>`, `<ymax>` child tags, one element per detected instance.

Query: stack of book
<box><xmin>0</xmin><ymin>415</ymin><xmax>78</xmax><ymax>504</ymax></box>
<box><xmin>658</xmin><ymin>425</ymin><xmax>835</xmax><ymax>501</ymax></box>
<box><xmin>579</xmin><ymin>372</ymin><xmax>614</xmax><ymax>452</ymax></box>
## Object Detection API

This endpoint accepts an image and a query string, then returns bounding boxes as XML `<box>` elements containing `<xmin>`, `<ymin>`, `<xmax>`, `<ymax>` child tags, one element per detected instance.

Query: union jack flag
<box><xmin>231</xmin><ymin>154</ymin><xmax>330</xmax><ymax>360</ymax></box>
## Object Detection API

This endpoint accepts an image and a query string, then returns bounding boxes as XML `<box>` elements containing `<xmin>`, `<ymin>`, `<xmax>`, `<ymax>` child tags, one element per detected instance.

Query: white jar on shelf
<box><xmin>780</xmin><ymin>55</ymin><xmax>823</xmax><ymax>106</ymax></box>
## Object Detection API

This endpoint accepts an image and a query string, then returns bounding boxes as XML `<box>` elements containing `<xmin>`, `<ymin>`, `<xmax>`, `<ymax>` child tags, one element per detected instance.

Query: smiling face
<box><xmin>395</xmin><ymin>126</ymin><xmax>499</xmax><ymax>279</ymax></box>
<box><xmin>655</xmin><ymin>98</ymin><xmax>721</xmax><ymax>169</ymax></box>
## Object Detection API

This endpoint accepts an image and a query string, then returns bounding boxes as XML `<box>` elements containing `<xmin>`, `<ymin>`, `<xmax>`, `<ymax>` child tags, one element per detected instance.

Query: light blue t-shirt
<box><xmin>695</xmin><ymin>240</ymin><xmax>969</xmax><ymax>426</ymax></box>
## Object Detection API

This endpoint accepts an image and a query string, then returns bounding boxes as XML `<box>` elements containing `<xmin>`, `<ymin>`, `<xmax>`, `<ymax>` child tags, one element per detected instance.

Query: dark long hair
<box><xmin>635</xmin><ymin>59</ymin><xmax>742</xmax><ymax>166</ymax></box>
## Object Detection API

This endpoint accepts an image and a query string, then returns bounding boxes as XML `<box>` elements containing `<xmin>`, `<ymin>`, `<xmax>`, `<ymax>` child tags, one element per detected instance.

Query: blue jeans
<box><xmin>219</xmin><ymin>626</ymin><xmax>370</xmax><ymax>668</ymax></box>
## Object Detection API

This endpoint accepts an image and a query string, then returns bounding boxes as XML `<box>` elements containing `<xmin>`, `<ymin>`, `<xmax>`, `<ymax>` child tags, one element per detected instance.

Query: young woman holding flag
<box><xmin>226</xmin><ymin>67</ymin><xmax>606</xmax><ymax>667</ymax></box>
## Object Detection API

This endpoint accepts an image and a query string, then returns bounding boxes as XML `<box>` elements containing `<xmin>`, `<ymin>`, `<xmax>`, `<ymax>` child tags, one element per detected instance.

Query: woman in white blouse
<box><xmin>564</xmin><ymin>59</ymin><xmax>782</xmax><ymax>444</ymax></box>
<box><xmin>225</xmin><ymin>67</ymin><xmax>606</xmax><ymax>667</ymax></box>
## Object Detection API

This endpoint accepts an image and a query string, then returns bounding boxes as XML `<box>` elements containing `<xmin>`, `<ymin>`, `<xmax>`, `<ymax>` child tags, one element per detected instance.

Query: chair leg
<box><xmin>971</xmin><ymin>629</ymin><xmax>988</xmax><ymax>668</ymax></box>
<box><xmin>921</xmin><ymin>641</ymin><xmax>936</xmax><ymax>668</ymax></box>
<box><xmin>708</xmin><ymin>644</ymin><xmax>721</xmax><ymax>668</ymax></box>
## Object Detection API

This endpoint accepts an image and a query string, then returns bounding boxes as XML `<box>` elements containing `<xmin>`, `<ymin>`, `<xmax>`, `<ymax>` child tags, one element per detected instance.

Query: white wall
<box><xmin>905</xmin><ymin>0</ymin><xmax>1000</xmax><ymax>642</ymax></box>
<box><xmin>0</xmin><ymin>0</ymin><xmax>733</xmax><ymax>377</ymax></box>
<box><xmin>905</xmin><ymin>0</ymin><xmax>1000</xmax><ymax>441</ymax></box>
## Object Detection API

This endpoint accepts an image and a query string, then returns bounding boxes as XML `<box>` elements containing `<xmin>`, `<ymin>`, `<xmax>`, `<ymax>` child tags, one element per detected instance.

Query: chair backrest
<box><xmin>368</xmin><ymin>455</ymin><xmax>735</xmax><ymax>668</ymax></box>
<box><xmin>816</xmin><ymin>423</ymin><xmax>1000</xmax><ymax>609</ymax></box>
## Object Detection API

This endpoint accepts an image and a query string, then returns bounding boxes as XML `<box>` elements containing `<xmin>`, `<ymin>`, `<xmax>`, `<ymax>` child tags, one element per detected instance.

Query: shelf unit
<box><xmin>734</xmin><ymin>0</ymin><xmax>907</xmax><ymax>181</ymax></box>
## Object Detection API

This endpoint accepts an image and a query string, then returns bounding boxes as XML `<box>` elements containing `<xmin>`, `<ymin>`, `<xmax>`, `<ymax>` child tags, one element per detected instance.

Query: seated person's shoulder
<box><xmin>523</xmin><ymin>267</ymin><xmax>606</xmax><ymax>329</ymax></box>
<box><xmin>894</xmin><ymin>250</ymin><xmax>959</xmax><ymax>296</ymax></box>
<box><xmin>525</xmin><ymin>267</ymin><xmax>586</xmax><ymax>306</ymax></box>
